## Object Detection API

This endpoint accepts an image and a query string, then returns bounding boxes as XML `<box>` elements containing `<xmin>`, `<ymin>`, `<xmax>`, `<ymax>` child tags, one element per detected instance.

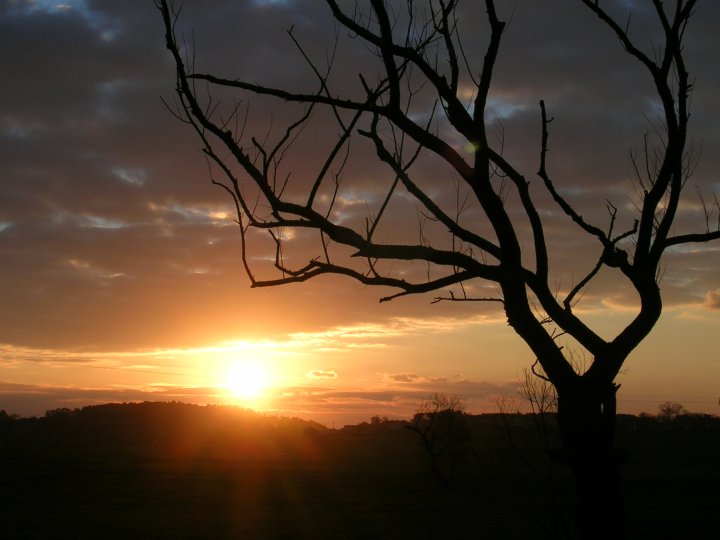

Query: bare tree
<box><xmin>657</xmin><ymin>400</ymin><xmax>686</xmax><ymax>421</ymax></box>
<box><xmin>520</xmin><ymin>364</ymin><xmax>558</xmax><ymax>416</ymax></box>
<box><xmin>156</xmin><ymin>1</ymin><xmax>719</xmax><ymax>538</ymax></box>
<box><xmin>406</xmin><ymin>393</ymin><xmax>468</xmax><ymax>485</ymax></box>
<box><xmin>519</xmin><ymin>364</ymin><xmax>558</xmax><ymax>450</ymax></box>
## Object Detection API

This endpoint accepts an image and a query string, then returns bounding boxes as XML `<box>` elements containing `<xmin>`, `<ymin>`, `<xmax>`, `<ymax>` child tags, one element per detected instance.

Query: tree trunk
<box><xmin>556</xmin><ymin>382</ymin><xmax>626</xmax><ymax>540</ymax></box>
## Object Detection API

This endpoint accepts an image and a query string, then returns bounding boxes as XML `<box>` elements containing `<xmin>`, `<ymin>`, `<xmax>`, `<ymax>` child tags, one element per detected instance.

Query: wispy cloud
<box><xmin>704</xmin><ymin>288</ymin><xmax>720</xmax><ymax>310</ymax></box>
<box><xmin>112</xmin><ymin>167</ymin><xmax>146</xmax><ymax>186</ymax></box>
<box><xmin>387</xmin><ymin>373</ymin><xmax>419</xmax><ymax>383</ymax></box>
<box><xmin>0</xmin><ymin>312</ymin><xmax>499</xmax><ymax>372</ymax></box>
<box><xmin>147</xmin><ymin>202</ymin><xmax>235</xmax><ymax>227</ymax></box>
<box><xmin>288</xmin><ymin>313</ymin><xmax>505</xmax><ymax>347</ymax></box>
<box><xmin>306</xmin><ymin>370</ymin><xmax>338</xmax><ymax>380</ymax></box>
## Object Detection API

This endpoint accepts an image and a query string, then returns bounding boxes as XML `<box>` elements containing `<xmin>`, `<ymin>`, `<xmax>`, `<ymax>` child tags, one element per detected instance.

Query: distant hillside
<box><xmin>0</xmin><ymin>401</ymin><xmax>328</xmax><ymax>459</ymax></box>
<box><xmin>1</xmin><ymin>402</ymin><xmax>719</xmax><ymax>539</ymax></box>
<box><xmin>2</xmin><ymin>401</ymin><xmax>719</xmax><ymax>457</ymax></box>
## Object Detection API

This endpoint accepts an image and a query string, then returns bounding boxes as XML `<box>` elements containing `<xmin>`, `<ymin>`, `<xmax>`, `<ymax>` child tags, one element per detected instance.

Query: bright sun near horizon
<box><xmin>222</xmin><ymin>360</ymin><xmax>272</xmax><ymax>403</ymax></box>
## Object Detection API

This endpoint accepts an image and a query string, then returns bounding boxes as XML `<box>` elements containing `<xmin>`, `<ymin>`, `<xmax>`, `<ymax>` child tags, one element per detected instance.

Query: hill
<box><xmin>0</xmin><ymin>402</ymin><xmax>719</xmax><ymax>539</ymax></box>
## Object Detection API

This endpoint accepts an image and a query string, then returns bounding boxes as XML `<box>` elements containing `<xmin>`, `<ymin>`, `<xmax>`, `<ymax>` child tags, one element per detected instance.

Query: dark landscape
<box><xmin>1</xmin><ymin>402</ymin><xmax>718</xmax><ymax>539</ymax></box>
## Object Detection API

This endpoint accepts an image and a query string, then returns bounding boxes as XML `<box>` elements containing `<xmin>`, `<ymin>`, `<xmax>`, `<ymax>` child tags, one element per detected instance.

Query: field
<box><xmin>1</xmin><ymin>403</ymin><xmax>718</xmax><ymax>539</ymax></box>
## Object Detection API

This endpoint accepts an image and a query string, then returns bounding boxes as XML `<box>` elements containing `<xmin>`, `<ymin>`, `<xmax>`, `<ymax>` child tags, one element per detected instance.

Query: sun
<box><xmin>223</xmin><ymin>360</ymin><xmax>271</xmax><ymax>402</ymax></box>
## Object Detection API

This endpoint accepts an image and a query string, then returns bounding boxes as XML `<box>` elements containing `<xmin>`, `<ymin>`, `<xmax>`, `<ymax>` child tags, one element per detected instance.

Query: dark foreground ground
<box><xmin>1</xmin><ymin>403</ymin><xmax>718</xmax><ymax>539</ymax></box>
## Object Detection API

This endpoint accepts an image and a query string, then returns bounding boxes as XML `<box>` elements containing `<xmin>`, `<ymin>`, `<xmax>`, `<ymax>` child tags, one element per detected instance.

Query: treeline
<box><xmin>1</xmin><ymin>402</ymin><xmax>718</xmax><ymax>539</ymax></box>
<box><xmin>2</xmin><ymin>401</ymin><xmax>717</xmax><ymax>461</ymax></box>
<box><xmin>0</xmin><ymin>402</ymin><xmax>327</xmax><ymax>459</ymax></box>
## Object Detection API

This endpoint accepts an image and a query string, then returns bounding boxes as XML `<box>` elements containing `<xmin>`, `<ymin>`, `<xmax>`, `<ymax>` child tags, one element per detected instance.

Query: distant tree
<box><xmin>0</xmin><ymin>410</ymin><xmax>14</xmax><ymax>431</ymax></box>
<box><xmin>518</xmin><ymin>351</ymin><xmax>587</xmax><ymax>449</ymax></box>
<box><xmin>157</xmin><ymin>1</ymin><xmax>719</xmax><ymax>537</ymax></box>
<box><xmin>44</xmin><ymin>408</ymin><xmax>76</xmax><ymax>418</ymax></box>
<box><xmin>657</xmin><ymin>401</ymin><xmax>686</xmax><ymax>421</ymax></box>
<box><xmin>518</xmin><ymin>365</ymin><xmax>558</xmax><ymax>450</ymax></box>
<box><xmin>406</xmin><ymin>393</ymin><xmax>468</xmax><ymax>485</ymax></box>
<box><xmin>520</xmin><ymin>364</ymin><xmax>558</xmax><ymax>417</ymax></box>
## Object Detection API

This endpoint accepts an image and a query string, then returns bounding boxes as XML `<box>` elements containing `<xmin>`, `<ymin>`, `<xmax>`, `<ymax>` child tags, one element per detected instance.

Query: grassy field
<box><xmin>0</xmin><ymin>404</ymin><xmax>718</xmax><ymax>539</ymax></box>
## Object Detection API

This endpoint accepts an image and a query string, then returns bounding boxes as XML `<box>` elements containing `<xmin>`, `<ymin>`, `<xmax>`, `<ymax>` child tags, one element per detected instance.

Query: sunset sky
<box><xmin>1</xmin><ymin>0</ymin><xmax>719</xmax><ymax>426</ymax></box>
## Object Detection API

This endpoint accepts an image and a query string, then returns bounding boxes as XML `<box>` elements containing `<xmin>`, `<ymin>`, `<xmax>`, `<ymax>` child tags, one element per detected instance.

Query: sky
<box><xmin>1</xmin><ymin>0</ymin><xmax>719</xmax><ymax>426</ymax></box>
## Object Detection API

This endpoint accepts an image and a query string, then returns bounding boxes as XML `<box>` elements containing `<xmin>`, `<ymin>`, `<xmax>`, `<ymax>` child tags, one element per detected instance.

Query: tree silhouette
<box><xmin>657</xmin><ymin>400</ymin><xmax>686</xmax><ymax>421</ymax></box>
<box><xmin>406</xmin><ymin>394</ymin><xmax>468</xmax><ymax>486</ymax></box>
<box><xmin>157</xmin><ymin>1</ymin><xmax>719</xmax><ymax>538</ymax></box>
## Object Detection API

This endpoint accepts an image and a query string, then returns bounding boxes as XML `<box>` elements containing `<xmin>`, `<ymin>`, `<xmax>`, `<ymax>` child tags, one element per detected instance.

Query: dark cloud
<box><xmin>388</xmin><ymin>373</ymin><xmax>419</xmax><ymax>383</ymax></box>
